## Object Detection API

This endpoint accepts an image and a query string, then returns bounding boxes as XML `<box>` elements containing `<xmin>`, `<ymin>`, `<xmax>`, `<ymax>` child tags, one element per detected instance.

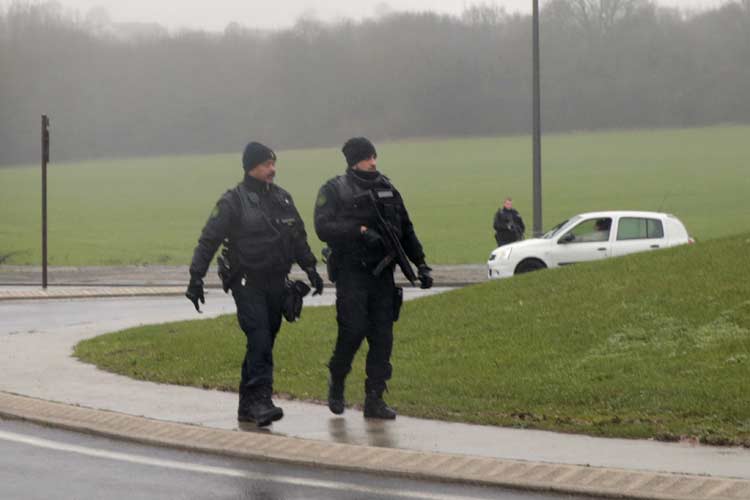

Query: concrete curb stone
<box><xmin>0</xmin><ymin>286</ymin><xmax>186</xmax><ymax>301</ymax></box>
<box><xmin>1</xmin><ymin>392</ymin><xmax>748</xmax><ymax>500</ymax></box>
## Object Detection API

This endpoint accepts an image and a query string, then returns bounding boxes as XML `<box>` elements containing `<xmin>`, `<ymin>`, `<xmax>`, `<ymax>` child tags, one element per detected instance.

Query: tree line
<box><xmin>1</xmin><ymin>0</ymin><xmax>749</xmax><ymax>165</ymax></box>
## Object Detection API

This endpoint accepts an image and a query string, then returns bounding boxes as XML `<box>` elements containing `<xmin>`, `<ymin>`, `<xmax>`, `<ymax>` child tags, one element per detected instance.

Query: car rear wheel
<box><xmin>514</xmin><ymin>258</ymin><xmax>547</xmax><ymax>275</ymax></box>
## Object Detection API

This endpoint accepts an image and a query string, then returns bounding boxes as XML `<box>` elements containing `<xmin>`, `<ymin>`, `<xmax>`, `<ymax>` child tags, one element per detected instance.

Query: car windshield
<box><xmin>542</xmin><ymin>217</ymin><xmax>580</xmax><ymax>239</ymax></box>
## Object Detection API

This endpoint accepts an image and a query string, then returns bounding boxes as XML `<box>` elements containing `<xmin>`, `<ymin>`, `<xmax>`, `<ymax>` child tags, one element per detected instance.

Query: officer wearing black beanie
<box><xmin>186</xmin><ymin>141</ymin><xmax>324</xmax><ymax>427</ymax></box>
<box><xmin>242</xmin><ymin>141</ymin><xmax>276</xmax><ymax>173</ymax></box>
<box><xmin>314</xmin><ymin>137</ymin><xmax>433</xmax><ymax>420</ymax></box>
<box><xmin>341</xmin><ymin>137</ymin><xmax>377</xmax><ymax>167</ymax></box>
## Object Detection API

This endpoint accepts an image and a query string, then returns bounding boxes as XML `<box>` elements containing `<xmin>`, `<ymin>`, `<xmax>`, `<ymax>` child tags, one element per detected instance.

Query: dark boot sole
<box><xmin>363</xmin><ymin>412</ymin><xmax>397</xmax><ymax>420</ymax></box>
<box><xmin>363</xmin><ymin>400</ymin><xmax>397</xmax><ymax>419</ymax></box>
<box><xmin>255</xmin><ymin>408</ymin><xmax>284</xmax><ymax>427</ymax></box>
<box><xmin>328</xmin><ymin>399</ymin><xmax>345</xmax><ymax>415</ymax></box>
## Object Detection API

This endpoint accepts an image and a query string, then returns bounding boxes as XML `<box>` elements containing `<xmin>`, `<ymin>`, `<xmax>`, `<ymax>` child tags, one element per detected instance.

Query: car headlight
<box><xmin>489</xmin><ymin>248</ymin><xmax>513</xmax><ymax>262</ymax></box>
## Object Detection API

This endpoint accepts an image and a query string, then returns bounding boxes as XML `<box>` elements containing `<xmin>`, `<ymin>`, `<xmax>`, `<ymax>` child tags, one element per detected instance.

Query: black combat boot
<box><xmin>247</xmin><ymin>386</ymin><xmax>284</xmax><ymax>427</ymax></box>
<box><xmin>363</xmin><ymin>382</ymin><xmax>396</xmax><ymax>420</ymax></box>
<box><xmin>327</xmin><ymin>376</ymin><xmax>345</xmax><ymax>415</ymax></box>
<box><xmin>237</xmin><ymin>385</ymin><xmax>253</xmax><ymax>422</ymax></box>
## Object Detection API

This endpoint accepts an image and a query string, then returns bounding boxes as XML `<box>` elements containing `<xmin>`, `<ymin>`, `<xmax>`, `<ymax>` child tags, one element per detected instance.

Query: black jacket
<box><xmin>189</xmin><ymin>176</ymin><xmax>316</xmax><ymax>279</ymax></box>
<box><xmin>493</xmin><ymin>207</ymin><xmax>525</xmax><ymax>245</ymax></box>
<box><xmin>314</xmin><ymin>168</ymin><xmax>425</xmax><ymax>268</ymax></box>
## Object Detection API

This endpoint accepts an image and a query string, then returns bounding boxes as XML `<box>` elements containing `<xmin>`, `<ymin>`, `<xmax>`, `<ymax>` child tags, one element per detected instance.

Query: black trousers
<box><xmin>495</xmin><ymin>231</ymin><xmax>518</xmax><ymax>246</ymax></box>
<box><xmin>329</xmin><ymin>266</ymin><xmax>395</xmax><ymax>393</ymax></box>
<box><xmin>231</xmin><ymin>273</ymin><xmax>285</xmax><ymax>392</ymax></box>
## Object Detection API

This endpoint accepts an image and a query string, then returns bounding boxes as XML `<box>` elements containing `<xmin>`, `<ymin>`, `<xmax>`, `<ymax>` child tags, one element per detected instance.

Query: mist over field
<box><xmin>1</xmin><ymin>0</ymin><xmax>749</xmax><ymax>165</ymax></box>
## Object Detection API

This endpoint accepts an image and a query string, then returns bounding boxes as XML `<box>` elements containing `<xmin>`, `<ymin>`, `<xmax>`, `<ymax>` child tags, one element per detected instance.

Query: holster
<box><xmin>322</xmin><ymin>247</ymin><xmax>337</xmax><ymax>283</ymax></box>
<box><xmin>392</xmin><ymin>286</ymin><xmax>403</xmax><ymax>322</ymax></box>
<box><xmin>282</xmin><ymin>279</ymin><xmax>311</xmax><ymax>322</ymax></box>
<box><xmin>216</xmin><ymin>247</ymin><xmax>239</xmax><ymax>293</ymax></box>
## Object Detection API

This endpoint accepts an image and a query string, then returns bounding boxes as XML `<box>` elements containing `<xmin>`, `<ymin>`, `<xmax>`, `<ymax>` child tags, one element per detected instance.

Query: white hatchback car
<box><xmin>487</xmin><ymin>211</ymin><xmax>693</xmax><ymax>279</ymax></box>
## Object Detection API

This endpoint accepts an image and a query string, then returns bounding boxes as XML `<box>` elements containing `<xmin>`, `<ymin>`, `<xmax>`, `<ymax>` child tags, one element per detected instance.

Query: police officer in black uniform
<box><xmin>314</xmin><ymin>137</ymin><xmax>433</xmax><ymax>420</ymax></box>
<box><xmin>186</xmin><ymin>141</ymin><xmax>324</xmax><ymax>427</ymax></box>
<box><xmin>493</xmin><ymin>197</ymin><xmax>525</xmax><ymax>246</ymax></box>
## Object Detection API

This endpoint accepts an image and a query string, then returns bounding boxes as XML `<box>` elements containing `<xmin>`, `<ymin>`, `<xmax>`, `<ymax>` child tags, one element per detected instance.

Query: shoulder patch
<box><xmin>316</xmin><ymin>192</ymin><xmax>328</xmax><ymax>208</ymax></box>
<box><xmin>209</xmin><ymin>204</ymin><xmax>221</xmax><ymax>219</ymax></box>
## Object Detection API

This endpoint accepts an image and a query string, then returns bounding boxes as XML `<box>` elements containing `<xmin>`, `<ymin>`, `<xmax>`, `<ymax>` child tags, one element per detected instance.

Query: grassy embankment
<box><xmin>75</xmin><ymin>232</ymin><xmax>750</xmax><ymax>446</ymax></box>
<box><xmin>1</xmin><ymin>125</ymin><xmax>749</xmax><ymax>265</ymax></box>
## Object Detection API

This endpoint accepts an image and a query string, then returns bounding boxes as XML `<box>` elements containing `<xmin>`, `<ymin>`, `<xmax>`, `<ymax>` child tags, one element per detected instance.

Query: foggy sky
<box><xmin>0</xmin><ymin>0</ymin><xmax>734</xmax><ymax>32</ymax></box>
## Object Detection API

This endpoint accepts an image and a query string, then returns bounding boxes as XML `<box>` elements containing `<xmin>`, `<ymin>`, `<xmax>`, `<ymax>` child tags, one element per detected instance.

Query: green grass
<box><xmin>75</xmin><ymin>233</ymin><xmax>750</xmax><ymax>445</ymax></box>
<box><xmin>2</xmin><ymin>125</ymin><xmax>750</xmax><ymax>265</ymax></box>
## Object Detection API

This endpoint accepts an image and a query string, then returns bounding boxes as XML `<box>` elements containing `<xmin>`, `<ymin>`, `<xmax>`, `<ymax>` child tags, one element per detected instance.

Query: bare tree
<box><xmin>1</xmin><ymin>1</ymin><xmax>749</xmax><ymax>165</ymax></box>
<box><xmin>461</xmin><ymin>3</ymin><xmax>507</xmax><ymax>26</ymax></box>
<box><xmin>567</xmin><ymin>0</ymin><xmax>647</xmax><ymax>36</ymax></box>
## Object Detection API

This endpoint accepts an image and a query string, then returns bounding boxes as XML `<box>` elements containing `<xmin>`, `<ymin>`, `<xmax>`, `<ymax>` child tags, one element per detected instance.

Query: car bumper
<box><xmin>487</xmin><ymin>261</ymin><xmax>515</xmax><ymax>279</ymax></box>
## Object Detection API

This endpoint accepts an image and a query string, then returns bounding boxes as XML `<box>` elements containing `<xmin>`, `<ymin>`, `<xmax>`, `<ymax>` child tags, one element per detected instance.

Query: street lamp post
<box><xmin>532</xmin><ymin>0</ymin><xmax>543</xmax><ymax>237</ymax></box>
<box><xmin>41</xmin><ymin>115</ymin><xmax>50</xmax><ymax>289</ymax></box>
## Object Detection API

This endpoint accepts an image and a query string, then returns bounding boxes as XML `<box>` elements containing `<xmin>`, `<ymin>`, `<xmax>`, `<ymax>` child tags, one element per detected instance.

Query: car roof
<box><xmin>574</xmin><ymin>210</ymin><xmax>674</xmax><ymax>219</ymax></box>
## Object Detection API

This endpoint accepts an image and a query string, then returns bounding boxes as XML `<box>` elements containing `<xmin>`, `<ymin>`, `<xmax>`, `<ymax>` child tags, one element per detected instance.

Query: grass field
<box><xmin>2</xmin><ymin>125</ymin><xmax>749</xmax><ymax>265</ymax></box>
<box><xmin>74</xmin><ymin>232</ymin><xmax>750</xmax><ymax>445</ymax></box>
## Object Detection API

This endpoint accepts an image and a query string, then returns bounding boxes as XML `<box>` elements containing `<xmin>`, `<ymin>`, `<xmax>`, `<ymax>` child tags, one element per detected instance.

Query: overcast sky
<box><xmin>1</xmin><ymin>0</ymin><xmax>734</xmax><ymax>32</ymax></box>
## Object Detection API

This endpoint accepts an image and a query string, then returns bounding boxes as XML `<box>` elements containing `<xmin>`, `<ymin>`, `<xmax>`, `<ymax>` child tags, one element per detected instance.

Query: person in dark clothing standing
<box><xmin>185</xmin><ymin>141</ymin><xmax>324</xmax><ymax>427</ymax></box>
<box><xmin>493</xmin><ymin>197</ymin><xmax>526</xmax><ymax>246</ymax></box>
<box><xmin>314</xmin><ymin>137</ymin><xmax>433</xmax><ymax>420</ymax></box>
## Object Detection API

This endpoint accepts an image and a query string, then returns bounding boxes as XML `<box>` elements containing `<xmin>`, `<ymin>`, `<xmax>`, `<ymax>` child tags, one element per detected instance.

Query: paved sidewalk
<box><xmin>0</xmin><ymin>263</ymin><xmax>489</xmax><ymax>287</ymax></box>
<box><xmin>0</xmin><ymin>263</ymin><xmax>488</xmax><ymax>301</ymax></box>
<box><xmin>1</xmin><ymin>289</ymin><xmax>749</xmax><ymax>500</ymax></box>
<box><xmin>0</xmin><ymin>285</ymin><xmax>186</xmax><ymax>300</ymax></box>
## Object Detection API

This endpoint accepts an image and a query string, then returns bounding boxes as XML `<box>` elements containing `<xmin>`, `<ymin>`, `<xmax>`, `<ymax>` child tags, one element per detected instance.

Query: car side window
<box><xmin>617</xmin><ymin>217</ymin><xmax>664</xmax><ymax>240</ymax></box>
<box><xmin>647</xmin><ymin>219</ymin><xmax>664</xmax><ymax>238</ymax></box>
<box><xmin>561</xmin><ymin>218</ymin><xmax>612</xmax><ymax>243</ymax></box>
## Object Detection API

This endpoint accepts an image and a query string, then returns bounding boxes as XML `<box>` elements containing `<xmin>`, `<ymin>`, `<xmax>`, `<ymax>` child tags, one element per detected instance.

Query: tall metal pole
<box><xmin>532</xmin><ymin>0</ymin><xmax>543</xmax><ymax>236</ymax></box>
<box><xmin>41</xmin><ymin>115</ymin><xmax>49</xmax><ymax>289</ymax></box>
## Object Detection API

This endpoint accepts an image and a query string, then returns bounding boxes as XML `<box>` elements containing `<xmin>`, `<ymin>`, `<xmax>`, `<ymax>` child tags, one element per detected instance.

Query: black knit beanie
<box><xmin>242</xmin><ymin>142</ymin><xmax>276</xmax><ymax>172</ymax></box>
<box><xmin>342</xmin><ymin>137</ymin><xmax>377</xmax><ymax>167</ymax></box>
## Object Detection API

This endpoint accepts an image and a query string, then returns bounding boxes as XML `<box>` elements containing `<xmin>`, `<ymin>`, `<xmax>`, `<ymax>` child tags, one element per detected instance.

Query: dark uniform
<box><xmin>493</xmin><ymin>206</ymin><xmax>525</xmax><ymax>246</ymax></box>
<box><xmin>186</xmin><ymin>142</ymin><xmax>322</xmax><ymax>427</ymax></box>
<box><xmin>314</xmin><ymin>137</ymin><xmax>432</xmax><ymax>419</ymax></box>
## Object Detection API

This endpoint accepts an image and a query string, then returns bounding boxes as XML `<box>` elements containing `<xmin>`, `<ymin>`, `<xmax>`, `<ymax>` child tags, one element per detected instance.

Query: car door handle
<box><xmin>650</xmin><ymin>244</ymin><xmax>660</xmax><ymax>248</ymax></box>
<box><xmin>597</xmin><ymin>247</ymin><xmax>606</xmax><ymax>251</ymax></box>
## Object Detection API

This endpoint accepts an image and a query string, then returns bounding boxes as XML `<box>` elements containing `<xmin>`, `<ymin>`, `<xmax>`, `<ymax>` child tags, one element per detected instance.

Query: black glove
<box><xmin>305</xmin><ymin>267</ymin><xmax>324</xmax><ymax>296</ymax></box>
<box><xmin>417</xmin><ymin>264</ymin><xmax>433</xmax><ymax>289</ymax></box>
<box><xmin>185</xmin><ymin>277</ymin><xmax>205</xmax><ymax>313</ymax></box>
<box><xmin>362</xmin><ymin>228</ymin><xmax>383</xmax><ymax>248</ymax></box>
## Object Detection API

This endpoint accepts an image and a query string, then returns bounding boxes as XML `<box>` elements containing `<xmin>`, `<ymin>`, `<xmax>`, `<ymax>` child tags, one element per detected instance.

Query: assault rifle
<box><xmin>358</xmin><ymin>190</ymin><xmax>417</xmax><ymax>286</ymax></box>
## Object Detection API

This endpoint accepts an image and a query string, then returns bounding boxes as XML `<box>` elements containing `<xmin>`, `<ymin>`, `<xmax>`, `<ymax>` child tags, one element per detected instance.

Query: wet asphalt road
<box><xmin>3</xmin><ymin>292</ymin><xmax>750</xmax><ymax>480</ymax></box>
<box><xmin>0</xmin><ymin>418</ymin><xmax>601</xmax><ymax>500</ymax></box>
<box><xmin>0</xmin><ymin>291</ymin><xmax>607</xmax><ymax>500</ymax></box>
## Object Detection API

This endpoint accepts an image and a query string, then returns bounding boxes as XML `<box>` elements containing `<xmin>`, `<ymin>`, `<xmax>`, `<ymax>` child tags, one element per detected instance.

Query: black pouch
<box><xmin>282</xmin><ymin>279</ymin><xmax>311</xmax><ymax>322</ymax></box>
<box><xmin>392</xmin><ymin>286</ymin><xmax>403</xmax><ymax>322</ymax></box>
<box><xmin>322</xmin><ymin>247</ymin><xmax>337</xmax><ymax>283</ymax></box>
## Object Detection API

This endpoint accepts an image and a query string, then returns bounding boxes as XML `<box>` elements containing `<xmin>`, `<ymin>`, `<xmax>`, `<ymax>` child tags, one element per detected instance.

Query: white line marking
<box><xmin>0</xmin><ymin>430</ymin><xmax>482</xmax><ymax>500</ymax></box>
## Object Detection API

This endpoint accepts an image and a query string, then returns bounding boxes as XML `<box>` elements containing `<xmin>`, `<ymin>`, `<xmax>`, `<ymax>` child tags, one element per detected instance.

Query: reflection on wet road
<box><xmin>0</xmin><ymin>419</ymin><xmax>591</xmax><ymax>500</ymax></box>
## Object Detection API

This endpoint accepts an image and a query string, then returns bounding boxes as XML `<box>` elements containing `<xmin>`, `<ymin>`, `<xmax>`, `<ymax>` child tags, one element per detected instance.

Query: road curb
<box><xmin>1</xmin><ymin>392</ymin><xmax>747</xmax><ymax>500</ymax></box>
<box><xmin>0</xmin><ymin>283</ymin><xmax>475</xmax><ymax>301</ymax></box>
<box><xmin>0</xmin><ymin>286</ymin><xmax>187</xmax><ymax>301</ymax></box>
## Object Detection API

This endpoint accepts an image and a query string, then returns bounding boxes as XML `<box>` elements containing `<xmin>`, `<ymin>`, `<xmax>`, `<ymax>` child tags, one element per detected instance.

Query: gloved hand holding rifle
<box><xmin>357</xmin><ymin>190</ymin><xmax>419</xmax><ymax>286</ymax></box>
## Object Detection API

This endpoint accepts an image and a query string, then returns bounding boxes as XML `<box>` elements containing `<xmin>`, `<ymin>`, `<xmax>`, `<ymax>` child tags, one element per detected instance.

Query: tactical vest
<box><xmin>227</xmin><ymin>183</ymin><xmax>299</xmax><ymax>273</ymax></box>
<box><xmin>330</xmin><ymin>173</ymin><xmax>404</xmax><ymax>264</ymax></box>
